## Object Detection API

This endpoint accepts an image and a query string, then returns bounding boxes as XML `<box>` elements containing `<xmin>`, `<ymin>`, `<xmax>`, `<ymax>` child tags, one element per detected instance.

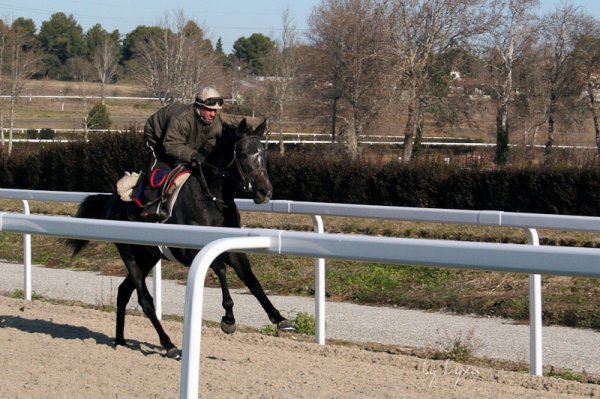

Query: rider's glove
<box><xmin>190</xmin><ymin>152</ymin><xmax>205</xmax><ymax>166</ymax></box>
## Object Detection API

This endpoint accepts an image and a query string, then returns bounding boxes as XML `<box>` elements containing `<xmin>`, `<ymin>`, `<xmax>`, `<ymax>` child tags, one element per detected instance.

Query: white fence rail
<box><xmin>3</xmin><ymin>189</ymin><xmax>600</xmax><ymax>380</ymax></box>
<box><xmin>1</xmin><ymin>211</ymin><xmax>600</xmax><ymax>398</ymax></box>
<box><xmin>6</xmin><ymin>129</ymin><xmax>599</xmax><ymax>149</ymax></box>
<box><xmin>4</xmin><ymin>128</ymin><xmax>488</xmax><ymax>147</ymax></box>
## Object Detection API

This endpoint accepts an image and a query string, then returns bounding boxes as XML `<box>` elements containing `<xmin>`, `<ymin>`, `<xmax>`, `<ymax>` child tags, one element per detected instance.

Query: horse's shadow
<box><xmin>0</xmin><ymin>314</ymin><xmax>165</xmax><ymax>357</ymax></box>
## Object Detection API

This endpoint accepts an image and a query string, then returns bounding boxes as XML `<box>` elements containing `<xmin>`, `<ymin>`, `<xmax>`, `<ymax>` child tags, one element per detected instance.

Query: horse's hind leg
<box><xmin>116</xmin><ymin>246</ymin><xmax>180</xmax><ymax>358</ymax></box>
<box><xmin>226</xmin><ymin>252</ymin><xmax>295</xmax><ymax>331</ymax></box>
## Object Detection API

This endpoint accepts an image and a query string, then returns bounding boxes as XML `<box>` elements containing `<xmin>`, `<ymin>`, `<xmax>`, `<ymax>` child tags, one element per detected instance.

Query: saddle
<box><xmin>118</xmin><ymin>165</ymin><xmax>191</xmax><ymax>222</ymax></box>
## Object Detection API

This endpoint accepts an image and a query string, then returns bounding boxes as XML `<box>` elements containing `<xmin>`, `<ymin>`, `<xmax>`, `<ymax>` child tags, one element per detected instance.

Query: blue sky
<box><xmin>0</xmin><ymin>0</ymin><xmax>598</xmax><ymax>54</ymax></box>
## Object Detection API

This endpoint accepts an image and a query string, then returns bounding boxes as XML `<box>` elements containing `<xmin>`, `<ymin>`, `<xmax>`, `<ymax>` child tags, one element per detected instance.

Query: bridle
<box><xmin>196</xmin><ymin>135</ymin><xmax>267</xmax><ymax>207</ymax></box>
<box><xmin>226</xmin><ymin>135</ymin><xmax>268</xmax><ymax>193</ymax></box>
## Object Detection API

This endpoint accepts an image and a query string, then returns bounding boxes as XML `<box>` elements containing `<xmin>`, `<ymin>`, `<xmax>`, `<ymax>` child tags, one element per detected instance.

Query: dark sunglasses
<box><xmin>198</xmin><ymin>97</ymin><xmax>224</xmax><ymax>107</ymax></box>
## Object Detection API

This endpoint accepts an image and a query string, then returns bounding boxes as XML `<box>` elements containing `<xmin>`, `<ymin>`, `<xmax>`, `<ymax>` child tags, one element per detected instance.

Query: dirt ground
<box><xmin>0</xmin><ymin>295</ymin><xmax>598</xmax><ymax>398</ymax></box>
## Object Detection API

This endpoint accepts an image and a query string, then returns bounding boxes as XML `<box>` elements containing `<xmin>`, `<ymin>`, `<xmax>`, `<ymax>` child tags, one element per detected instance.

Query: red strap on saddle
<box><xmin>150</xmin><ymin>168</ymin><xmax>169</xmax><ymax>188</ymax></box>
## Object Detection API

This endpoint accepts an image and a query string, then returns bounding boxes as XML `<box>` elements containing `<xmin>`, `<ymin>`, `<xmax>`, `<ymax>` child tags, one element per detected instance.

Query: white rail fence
<box><xmin>4</xmin><ymin>129</ymin><xmax>489</xmax><ymax>147</ymax></box>
<box><xmin>2</xmin><ymin>189</ymin><xmax>600</xmax><ymax>380</ymax></box>
<box><xmin>1</xmin><ymin>211</ymin><xmax>600</xmax><ymax>398</ymax></box>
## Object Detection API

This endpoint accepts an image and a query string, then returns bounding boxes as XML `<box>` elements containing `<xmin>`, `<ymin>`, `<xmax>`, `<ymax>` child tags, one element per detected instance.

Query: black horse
<box><xmin>68</xmin><ymin>118</ymin><xmax>294</xmax><ymax>358</ymax></box>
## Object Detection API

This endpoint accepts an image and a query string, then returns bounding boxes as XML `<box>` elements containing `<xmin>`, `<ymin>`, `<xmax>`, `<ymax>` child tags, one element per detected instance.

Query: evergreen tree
<box><xmin>232</xmin><ymin>33</ymin><xmax>275</xmax><ymax>76</ymax></box>
<box><xmin>86</xmin><ymin>103</ymin><xmax>112</xmax><ymax>129</ymax></box>
<box><xmin>216</xmin><ymin>37</ymin><xmax>224</xmax><ymax>54</ymax></box>
<box><xmin>38</xmin><ymin>12</ymin><xmax>85</xmax><ymax>79</ymax></box>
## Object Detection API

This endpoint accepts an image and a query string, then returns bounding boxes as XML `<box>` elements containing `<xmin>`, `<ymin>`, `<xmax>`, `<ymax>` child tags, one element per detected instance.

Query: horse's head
<box><xmin>218</xmin><ymin>118</ymin><xmax>272</xmax><ymax>204</ymax></box>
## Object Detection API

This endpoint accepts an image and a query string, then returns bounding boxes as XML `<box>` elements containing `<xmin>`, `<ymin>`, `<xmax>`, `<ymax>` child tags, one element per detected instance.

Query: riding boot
<box><xmin>139</xmin><ymin>200</ymin><xmax>169</xmax><ymax>222</ymax></box>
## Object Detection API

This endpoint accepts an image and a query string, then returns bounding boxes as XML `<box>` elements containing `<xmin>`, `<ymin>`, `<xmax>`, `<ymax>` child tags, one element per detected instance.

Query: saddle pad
<box><xmin>165</xmin><ymin>170</ymin><xmax>191</xmax><ymax>196</ymax></box>
<box><xmin>161</xmin><ymin>172</ymin><xmax>191</xmax><ymax>218</ymax></box>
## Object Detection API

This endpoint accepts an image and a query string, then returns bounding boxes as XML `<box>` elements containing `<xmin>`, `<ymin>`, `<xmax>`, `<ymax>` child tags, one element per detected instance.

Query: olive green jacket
<box><xmin>144</xmin><ymin>103</ymin><xmax>223</xmax><ymax>165</ymax></box>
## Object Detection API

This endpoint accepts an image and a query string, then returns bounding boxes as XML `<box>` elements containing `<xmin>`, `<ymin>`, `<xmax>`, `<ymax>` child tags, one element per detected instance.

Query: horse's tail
<box><xmin>66</xmin><ymin>194</ymin><xmax>113</xmax><ymax>256</ymax></box>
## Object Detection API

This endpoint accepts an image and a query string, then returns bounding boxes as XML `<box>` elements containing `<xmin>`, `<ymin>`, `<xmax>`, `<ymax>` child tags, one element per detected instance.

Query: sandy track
<box><xmin>0</xmin><ymin>295</ymin><xmax>598</xmax><ymax>398</ymax></box>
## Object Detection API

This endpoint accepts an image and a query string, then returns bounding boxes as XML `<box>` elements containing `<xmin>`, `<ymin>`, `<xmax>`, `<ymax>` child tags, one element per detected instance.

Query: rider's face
<box><xmin>198</xmin><ymin>105</ymin><xmax>218</xmax><ymax>123</ymax></box>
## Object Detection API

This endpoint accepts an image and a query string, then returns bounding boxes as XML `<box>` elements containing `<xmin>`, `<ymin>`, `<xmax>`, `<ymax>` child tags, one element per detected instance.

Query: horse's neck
<box><xmin>191</xmin><ymin>164</ymin><xmax>236</xmax><ymax>202</ymax></box>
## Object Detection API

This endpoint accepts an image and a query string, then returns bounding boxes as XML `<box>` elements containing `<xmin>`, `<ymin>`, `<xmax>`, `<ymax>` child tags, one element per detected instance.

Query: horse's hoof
<box><xmin>166</xmin><ymin>347</ymin><xmax>181</xmax><ymax>360</ymax></box>
<box><xmin>220</xmin><ymin>319</ymin><xmax>237</xmax><ymax>334</ymax></box>
<box><xmin>277</xmin><ymin>319</ymin><xmax>297</xmax><ymax>332</ymax></box>
<box><xmin>114</xmin><ymin>338</ymin><xmax>126</xmax><ymax>347</ymax></box>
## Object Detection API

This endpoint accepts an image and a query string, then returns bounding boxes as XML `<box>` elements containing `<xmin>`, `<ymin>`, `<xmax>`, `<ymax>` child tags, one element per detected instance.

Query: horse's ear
<box><xmin>238</xmin><ymin>118</ymin><xmax>248</xmax><ymax>132</ymax></box>
<box><xmin>255</xmin><ymin>118</ymin><xmax>268</xmax><ymax>137</ymax></box>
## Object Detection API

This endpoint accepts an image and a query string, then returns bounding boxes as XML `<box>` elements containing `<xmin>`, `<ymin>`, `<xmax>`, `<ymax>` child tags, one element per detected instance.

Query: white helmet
<box><xmin>195</xmin><ymin>87</ymin><xmax>224</xmax><ymax>110</ymax></box>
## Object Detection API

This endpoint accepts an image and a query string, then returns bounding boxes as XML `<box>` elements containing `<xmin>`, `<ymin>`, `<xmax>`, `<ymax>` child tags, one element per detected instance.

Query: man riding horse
<box><xmin>70</xmin><ymin>114</ymin><xmax>292</xmax><ymax>359</ymax></box>
<box><xmin>133</xmin><ymin>86</ymin><xmax>227</xmax><ymax>221</ymax></box>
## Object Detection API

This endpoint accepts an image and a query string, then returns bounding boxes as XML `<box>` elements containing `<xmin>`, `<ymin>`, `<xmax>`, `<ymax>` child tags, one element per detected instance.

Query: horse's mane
<box><xmin>212</xmin><ymin>118</ymin><xmax>252</xmax><ymax>156</ymax></box>
<box><xmin>220</xmin><ymin>120</ymin><xmax>241</xmax><ymax>142</ymax></box>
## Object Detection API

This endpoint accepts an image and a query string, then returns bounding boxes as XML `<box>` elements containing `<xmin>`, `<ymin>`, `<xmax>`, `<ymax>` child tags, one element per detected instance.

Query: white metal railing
<box><xmin>1</xmin><ymin>212</ymin><xmax>600</xmax><ymax>398</ymax></box>
<box><xmin>4</xmin><ymin>189</ymin><xmax>600</xmax><ymax>377</ymax></box>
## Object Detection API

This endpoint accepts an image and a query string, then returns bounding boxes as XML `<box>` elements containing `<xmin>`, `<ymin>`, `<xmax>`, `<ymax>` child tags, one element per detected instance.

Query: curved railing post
<box><xmin>311</xmin><ymin>214</ymin><xmax>326</xmax><ymax>345</ymax></box>
<box><xmin>21</xmin><ymin>200</ymin><xmax>32</xmax><ymax>301</ymax></box>
<box><xmin>527</xmin><ymin>228</ymin><xmax>542</xmax><ymax>376</ymax></box>
<box><xmin>153</xmin><ymin>260</ymin><xmax>162</xmax><ymax>320</ymax></box>
<box><xmin>179</xmin><ymin>236</ymin><xmax>272</xmax><ymax>399</ymax></box>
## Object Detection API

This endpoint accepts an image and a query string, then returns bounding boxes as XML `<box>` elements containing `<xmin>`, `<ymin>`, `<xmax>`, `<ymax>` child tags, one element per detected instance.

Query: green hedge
<box><xmin>0</xmin><ymin>133</ymin><xmax>146</xmax><ymax>192</ymax></box>
<box><xmin>1</xmin><ymin>133</ymin><xmax>599</xmax><ymax>216</ymax></box>
<box><xmin>267</xmin><ymin>152</ymin><xmax>600</xmax><ymax>215</ymax></box>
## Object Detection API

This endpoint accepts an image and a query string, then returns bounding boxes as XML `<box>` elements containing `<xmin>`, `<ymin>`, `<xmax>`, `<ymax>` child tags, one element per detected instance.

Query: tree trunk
<box><xmin>277</xmin><ymin>103</ymin><xmax>285</xmax><ymax>156</ymax></box>
<box><xmin>331</xmin><ymin>97</ymin><xmax>338</xmax><ymax>142</ymax></box>
<box><xmin>412</xmin><ymin>100</ymin><xmax>424</xmax><ymax>157</ymax></box>
<box><xmin>544</xmin><ymin>89</ymin><xmax>556</xmax><ymax>157</ymax></box>
<box><xmin>101</xmin><ymin>79</ymin><xmax>106</xmax><ymax>106</ymax></box>
<box><xmin>8</xmin><ymin>99</ymin><xmax>14</xmax><ymax>155</ymax></box>
<box><xmin>0</xmin><ymin>113</ymin><xmax>4</xmax><ymax>148</ymax></box>
<box><xmin>495</xmin><ymin>103</ymin><xmax>509</xmax><ymax>165</ymax></box>
<box><xmin>587</xmin><ymin>78</ymin><xmax>600</xmax><ymax>156</ymax></box>
<box><xmin>278</xmin><ymin>132</ymin><xmax>285</xmax><ymax>156</ymax></box>
<box><xmin>401</xmin><ymin>99</ymin><xmax>416</xmax><ymax>162</ymax></box>
<box><xmin>347</xmin><ymin>109</ymin><xmax>360</xmax><ymax>160</ymax></box>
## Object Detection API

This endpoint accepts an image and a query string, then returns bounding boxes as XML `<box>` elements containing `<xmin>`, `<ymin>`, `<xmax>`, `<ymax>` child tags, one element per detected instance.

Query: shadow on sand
<box><xmin>0</xmin><ymin>314</ymin><xmax>165</xmax><ymax>357</ymax></box>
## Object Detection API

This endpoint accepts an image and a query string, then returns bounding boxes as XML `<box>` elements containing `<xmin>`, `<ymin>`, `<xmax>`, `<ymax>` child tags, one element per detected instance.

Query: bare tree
<box><xmin>308</xmin><ymin>0</ymin><xmax>388</xmax><ymax>160</ymax></box>
<box><xmin>70</xmin><ymin>57</ymin><xmax>95</xmax><ymax>141</ymax></box>
<box><xmin>480</xmin><ymin>0</ymin><xmax>539</xmax><ymax>164</ymax></box>
<box><xmin>538</xmin><ymin>3</ymin><xmax>593</xmax><ymax>157</ymax></box>
<box><xmin>92</xmin><ymin>37</ymin><xmax>119</xmax><ymax>105</ymax></box>
<box><xmin>384</xmin><ymin>0</ymin><xmax>491</xmax><ymax>162</ymax></box>
<box><xmin>0</xmin><ymin>20</ymin><xmax>9</xmax><ymax>148</ymax></box>
<box><xmin>508</xmin><ymin>44</ymin><xmax>548</xmax><ymax>156</ymax></box>
<box><xmin>5</xmin><ymin>20</ymin><xmax>40</xmax><ymax>154</ymax></box>
<box><xmin>266</xmin><ymin>8</ymin><xmax>300</xmax><ymax>155</ymax></box>
<box><xmin>572</xmin><ymin>30</ymin><xmax>600</xmax><ymax>155</ymax></box>
<box><xmin>131</xmin><ymin>9</ymin><xmax>222</xmax><ymax>105</ymax></box>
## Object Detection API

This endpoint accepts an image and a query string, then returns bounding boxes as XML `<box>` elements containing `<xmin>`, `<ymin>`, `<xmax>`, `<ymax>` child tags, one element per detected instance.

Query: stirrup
<box><xmin>139</xmin><ymin>206</ymin><xmax>168</xmax><ymax>222</ymax></box>
<box><xmin>135</xmin><ymin>198</ymin><xmax>168</xmax><ymax>222</ymax></box>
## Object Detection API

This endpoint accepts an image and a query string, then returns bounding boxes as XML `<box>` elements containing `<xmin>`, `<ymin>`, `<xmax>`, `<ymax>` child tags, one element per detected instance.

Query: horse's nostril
<box><xmin>253</xmin><ymin>186</ymin><xmax>272</xmax><ymax>204</ymax></box>
<box><xmin>264</xmin><ymin>187</ymin><xmax>273</xmax><ymax>199</ymax></box>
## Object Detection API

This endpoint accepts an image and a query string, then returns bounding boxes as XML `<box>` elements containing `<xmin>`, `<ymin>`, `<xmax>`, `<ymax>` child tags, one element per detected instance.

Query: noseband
<box><xmin>228</xmin><ymin>136</ymin><xmax>268</xmax><ymax>192</ymax></box>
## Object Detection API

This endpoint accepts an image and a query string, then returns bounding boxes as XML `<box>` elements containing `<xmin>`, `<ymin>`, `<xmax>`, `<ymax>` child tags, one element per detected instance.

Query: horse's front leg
<box><xmin>115</xmin><ymin>274</ymin><xmax>135</xmax><ymax>346</ymax></box>
<box><xmin>226</xmin><ymin>252</ymin><xmax>296</xmax><ymax>332</ymax></box>
<box><xmin>211</xmin><ymin>259</ymin><xmax>237</xmax><ymax>334</ymax></box>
